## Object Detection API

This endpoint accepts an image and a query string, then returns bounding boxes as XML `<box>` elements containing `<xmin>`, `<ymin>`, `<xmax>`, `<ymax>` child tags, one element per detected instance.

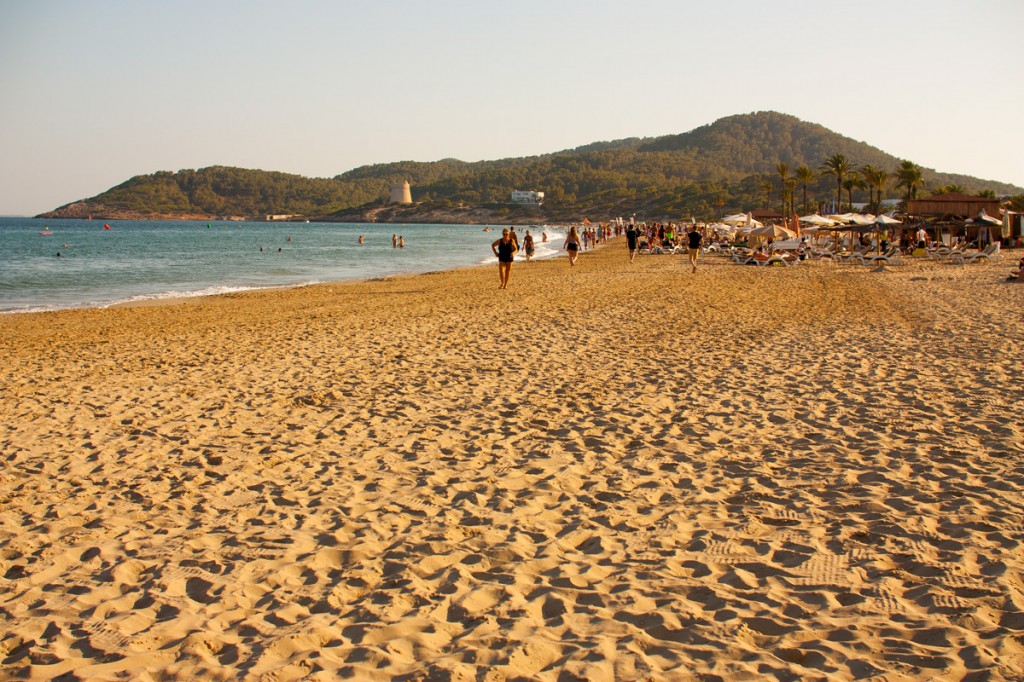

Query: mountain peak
<box><xmin>38</xmin><ymin>112</ymin><xmax>1022</xmax><ymax>221</ymax></box>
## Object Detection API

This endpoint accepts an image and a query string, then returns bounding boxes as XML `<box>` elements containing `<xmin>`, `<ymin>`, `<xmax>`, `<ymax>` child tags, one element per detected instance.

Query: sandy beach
<box><xmin>1</xmin><ymin>243</ymin><xmax>1023</xmax><ymax>681</ymax></box>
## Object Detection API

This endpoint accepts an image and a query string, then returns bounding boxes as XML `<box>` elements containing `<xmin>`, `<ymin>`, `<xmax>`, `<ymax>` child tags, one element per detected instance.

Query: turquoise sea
<box><xmin>0</xmin><ymin>218</ymin><xmax>567</xmax><ymax>314</ymax></box>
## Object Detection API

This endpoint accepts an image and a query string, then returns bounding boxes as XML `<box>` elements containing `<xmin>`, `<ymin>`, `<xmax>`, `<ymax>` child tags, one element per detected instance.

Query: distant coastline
<box><xmin>36</xmin><ymin>200</ymin><xmax>552</xmax><ymax>226</ymax></box>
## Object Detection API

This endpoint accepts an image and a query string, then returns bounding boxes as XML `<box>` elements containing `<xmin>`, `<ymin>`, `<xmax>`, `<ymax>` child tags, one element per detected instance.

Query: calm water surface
<box><xmin>0</xmin><ymin>219</ymin><xmax>566</xmax><ymax>313</ymax></box>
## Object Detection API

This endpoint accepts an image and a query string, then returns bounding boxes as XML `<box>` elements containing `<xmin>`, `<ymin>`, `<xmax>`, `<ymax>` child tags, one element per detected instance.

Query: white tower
<box><xmin>390</xmin><ymin>180</ymin><xmax>412</xmax><ymax>204</ymax></box>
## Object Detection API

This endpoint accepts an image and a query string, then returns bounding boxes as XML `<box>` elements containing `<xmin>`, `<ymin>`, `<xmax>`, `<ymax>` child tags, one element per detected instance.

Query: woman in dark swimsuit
<box><xmin>492</xmin><ymin>228</ymin><xmax>518</xmax><ymax>289</ymax></box>
<box><xmin>564</xmin><ymin>226</ymin><xmax>581</xmax><ymax>267</ymax></box>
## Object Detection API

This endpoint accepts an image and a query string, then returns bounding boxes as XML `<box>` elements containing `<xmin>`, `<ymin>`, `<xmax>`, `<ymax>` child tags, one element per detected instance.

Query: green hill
<box><xmin>39</xmin><ymin>111</ymin><xmax>1024</xmax><ymax>222</ymax></box>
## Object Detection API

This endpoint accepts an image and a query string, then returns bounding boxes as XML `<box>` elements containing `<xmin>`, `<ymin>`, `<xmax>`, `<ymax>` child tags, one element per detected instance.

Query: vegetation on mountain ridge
<box><xmin>39</xmin><ymin>112</ymin><xmax>1024</xmax><ymax>221</ymax></box>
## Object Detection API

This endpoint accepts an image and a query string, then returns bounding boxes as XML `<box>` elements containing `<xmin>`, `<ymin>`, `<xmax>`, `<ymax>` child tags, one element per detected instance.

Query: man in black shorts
<box><xmin>687</xmin><ymin>225</ymin><xmax>702</xmax><ymax>273</ymax></box>
<box><xmin>625</xmin><ymin>224</ymin><xmax>640</xmax><ymax>264</ymax></box>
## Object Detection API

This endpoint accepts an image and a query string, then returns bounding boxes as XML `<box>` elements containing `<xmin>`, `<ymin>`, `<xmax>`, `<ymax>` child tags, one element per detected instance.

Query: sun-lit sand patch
<box><xmin>2</xmin><ymin>243</ymin><xmax>1023</xmax><ymax>680</ymax></box>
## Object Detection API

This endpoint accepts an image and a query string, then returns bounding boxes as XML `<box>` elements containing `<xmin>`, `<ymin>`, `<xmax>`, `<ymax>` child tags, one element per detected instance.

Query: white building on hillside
<box><xmin>511</xmin><ymin>190</ymin><xmax>544</xmax><ymax>204</ymax></box>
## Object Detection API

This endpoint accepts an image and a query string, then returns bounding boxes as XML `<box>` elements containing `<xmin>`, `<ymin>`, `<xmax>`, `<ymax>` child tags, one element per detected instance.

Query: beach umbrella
<box><xmin>821</xmin><ymin>222</ymin><xmax>861</xmax><ymax>250</ymax></box>
<box><xmin>721</xmin><ymin>213</ymin><xmax>750</xmax><ymax>226</ymax></box>
<box><xmin>970</xmin><ymin>210</ymin><xmax>1001</xmax><ymax>247</ymax></box>
<box><xmin>800</xmin><ymin>214</ymin><xmax>837</xmax><ymax>226</ymax></box>
<box><xmin>870</xmin><ymin>214</ymin><xmax>901</xmax><ymax>252</ymax></box>
<box><xmin>749</xmin><ymin>223</ymin><xmax>796</xmax><ymax>239</ymax></box>
<box><xmin>832</xmin><ymin>217</ymin><xmax>856</xmax><ymax>249</ymax></box>
<box><xmin>974</xmin><ymin>209</ymin><xmax>1002</xmax><ymax>226</ymax></box>
<box><xmin>847</xmin><ymin>214</ymin><xmax>876</xmax><ymax>226</ymax></box>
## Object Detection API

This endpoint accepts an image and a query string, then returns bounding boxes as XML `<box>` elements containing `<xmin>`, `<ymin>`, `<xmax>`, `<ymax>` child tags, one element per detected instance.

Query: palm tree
<box><xmin>842</xmin><ymin>173</ymin><xmax>866</xmax><ymax>211</ymax></box>
<box><xmin>860</xmin><ymin>165</ymin><xmax>890</xmax><ymax>214</ymax></box>
<box><xmin>821</xmin><ymin>154</ymin><xmax>854</xmax><ymax>213</ymax></box>
<box><xmin>794</xmin><ymin>165</ymin><xmax>815</xmax><ymax>215</ymax></box>
<box><xmin>895</xmin><ymin>160</ymin><xmax>925</xmax><ymax>209</ymax></box>
<box><xmin>978</xmin><ymin>189</ymin><xmax>996</xmax><ymax>199</ymax></box>
<box><xmin>785</xmin><ymin>178</ymin><xmax>798</xmax><ymax>218</ymax></box>
<box><xmin>775</xmin><ymin>162</ymin><xmax>790</xmax><ymax>215</ymax></box>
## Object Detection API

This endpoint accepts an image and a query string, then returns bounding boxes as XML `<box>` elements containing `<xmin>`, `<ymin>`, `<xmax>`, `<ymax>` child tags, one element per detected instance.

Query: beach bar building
<box><xmin>906</xmin><ymin>192</ymin><xmax>1001</xmax><ymax>219</ymax></box>
<box><xmin>750</xmin><ymin>208</ymin><xmax>785</xmax><ymax>223</ymax></box>
<box><xmin>905</xmin><ymin>192</ymin><xmax>1008</xmax><ymax>246</ymax></box>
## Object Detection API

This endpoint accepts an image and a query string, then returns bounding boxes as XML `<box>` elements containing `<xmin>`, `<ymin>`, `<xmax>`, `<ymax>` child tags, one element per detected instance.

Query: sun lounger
<box><xmin>752</xmin><ymin>254</ymin><xmax>796</xmax><ymax>267</ymax></box>
<box><xmin>856</xmin><ymin>248</ymin><xmax>904</xmax><ymax>266</ymax></box>
<box><xmin>949</xmin><ymin>243</ymin><xmax>1001</xmax><ymax>265</ymax></box>
<box><xmin>833</xmin><ymin>251</ymin><xmax>864</xmax><ymax>264</ymax></box>
<box><xmin>928</xmin><ymin>243</ymin><xmax>966</xmax><ymax>261</ymax></box>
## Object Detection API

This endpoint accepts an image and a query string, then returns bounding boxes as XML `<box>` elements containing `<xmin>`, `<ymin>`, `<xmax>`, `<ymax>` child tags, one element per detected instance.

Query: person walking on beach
<box><xmin>523</xmin><ymin>230</ymin><xmax>535</xmax><ymax>262</ymax></box>
<box><xmin>509</xmin><ymin>226</ymin><xmax>519</xmax><ymax>251</ymax></box>
<box><xmin>625</xmin><ymin>223</ymin><xmax>640</xmax><ymax>264</ymax></box>
<box><xmin>687</xmin><ymin>224</ymin><xmax>703</xmax><ymax>273</ymax></box>
<box><xmin>564</xmin><ymin>226</ymin><xmax>581</xmax><ymax>267</ymax></box>
<box><xmin>492</xmin><ymin>227</ymin><xmax>518</xmax><ymax>289</ymax></box>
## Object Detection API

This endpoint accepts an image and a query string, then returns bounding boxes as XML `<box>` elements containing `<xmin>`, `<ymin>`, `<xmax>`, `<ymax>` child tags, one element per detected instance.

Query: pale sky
<box><xmin>1</xmin><ymin>0</ymin><xmax>1022</xmax><ymax>216</ymax></box>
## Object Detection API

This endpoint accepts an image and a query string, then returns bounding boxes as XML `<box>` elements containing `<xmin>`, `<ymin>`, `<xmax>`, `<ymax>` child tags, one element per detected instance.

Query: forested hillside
<box><xmin>39</xmin><ymin>112</ymin><xmax>1024</xmax><ymax>222</ymax></box>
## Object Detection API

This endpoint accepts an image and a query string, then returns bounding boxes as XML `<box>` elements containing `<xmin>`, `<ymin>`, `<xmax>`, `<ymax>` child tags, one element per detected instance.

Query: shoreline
<box><xmin>0</xmin><ymin>218</ymin><xmax>570</xmax><ymax>315</ymax></box>
<box><xmin>2</xmin><ymin>247</ymin><xmax>1023</xmax><ymax>679</ymax></box>
<box><xmin>0</xmin><ymin>251</ymin><xmax>563</xmax><ymax>316</ymax></box>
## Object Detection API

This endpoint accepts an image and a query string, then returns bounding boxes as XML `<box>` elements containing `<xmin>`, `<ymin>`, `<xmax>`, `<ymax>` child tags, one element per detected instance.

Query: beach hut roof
<box><xmin>907</xmin><ymin>193</ymin><xmax>1002</xmax><ymax>219</ymax></box>
<box><xmin>925</xmin><ymin>192</ymin><xmax>988</xmax><ymax>202</ymax></box>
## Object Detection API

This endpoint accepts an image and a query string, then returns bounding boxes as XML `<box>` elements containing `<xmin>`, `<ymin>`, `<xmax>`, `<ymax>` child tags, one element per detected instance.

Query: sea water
<box><xmin>0</xmin><ymin>218</ymin><xmax>568</xmax><ymax>313</ymax></box>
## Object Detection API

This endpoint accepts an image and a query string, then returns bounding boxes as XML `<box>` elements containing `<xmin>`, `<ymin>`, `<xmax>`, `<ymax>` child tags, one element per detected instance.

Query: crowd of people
<box><xmin>490</xmin><ymin>220</ymin><xmax>1022</xmax><ymax>288</ymax></box>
